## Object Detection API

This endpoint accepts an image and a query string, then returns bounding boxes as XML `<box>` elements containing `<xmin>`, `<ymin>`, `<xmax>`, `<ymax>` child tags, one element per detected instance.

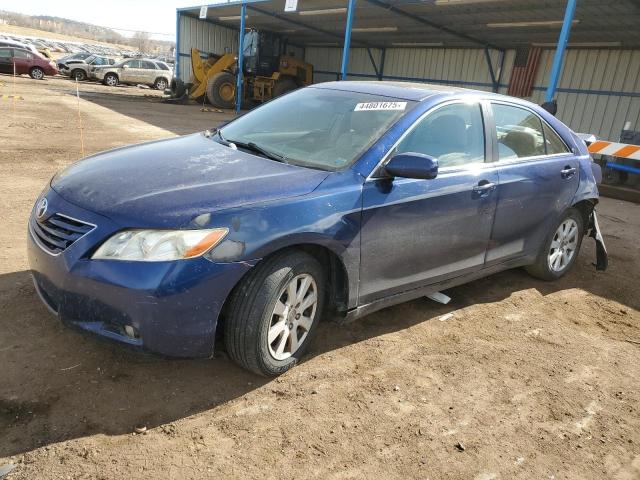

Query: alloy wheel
<box><xmin>268</xmin><ymin>274</ymin><xmax>318</xmax><ymax>361</ymax></box>
<box><xmin>548</xmin><ymin>218</ymin><xmax>579</xmax><ymax>272</ymax></box>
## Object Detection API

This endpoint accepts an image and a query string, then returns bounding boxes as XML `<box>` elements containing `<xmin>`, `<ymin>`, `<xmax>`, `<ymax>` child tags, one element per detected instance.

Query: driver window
<box><xmin>395</xmin><ymin>102</ymin><xmax>485</xmax><ymax>168</ymax></box>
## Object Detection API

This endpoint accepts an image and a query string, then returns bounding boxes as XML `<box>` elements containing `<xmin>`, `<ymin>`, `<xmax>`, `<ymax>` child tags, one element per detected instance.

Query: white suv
<box><xmin>93</xmin><ymin>58</ymin><xmax>172</xmax><ymax>90</ymax></box>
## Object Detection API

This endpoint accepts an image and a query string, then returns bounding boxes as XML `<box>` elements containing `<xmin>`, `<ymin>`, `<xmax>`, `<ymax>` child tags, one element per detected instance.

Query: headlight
<box><xmin>92</xmin><ymin>228</ymin><xmax>228</xmax><ymax>262</ymax></box>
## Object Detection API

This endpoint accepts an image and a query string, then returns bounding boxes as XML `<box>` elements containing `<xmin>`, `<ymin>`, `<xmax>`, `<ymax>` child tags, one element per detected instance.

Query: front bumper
<box><xmin>28</xmin><ymin>189</ymin><xmax>254</xmax><ymax>358</ymax></box>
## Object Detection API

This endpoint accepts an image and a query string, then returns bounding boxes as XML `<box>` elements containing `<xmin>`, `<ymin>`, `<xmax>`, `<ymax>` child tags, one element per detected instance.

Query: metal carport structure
<box><xmin>175</xmin><ymin>0</ymin><xmax>640</xmax><ymax>141</ymax></box>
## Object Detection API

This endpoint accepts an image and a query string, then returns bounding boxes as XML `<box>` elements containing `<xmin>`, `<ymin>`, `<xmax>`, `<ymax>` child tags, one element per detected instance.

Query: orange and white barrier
<box><xmin>588</xmin><ymin>141</ymin><xmax>640</xmax><ymax>160</ymax></box>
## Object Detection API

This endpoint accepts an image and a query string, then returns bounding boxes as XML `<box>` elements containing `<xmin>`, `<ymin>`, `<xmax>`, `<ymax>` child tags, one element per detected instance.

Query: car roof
<box><xmin>312</xmin><ymin>80</ymin><xmax>517</xmax><ymax>103</ymax></box>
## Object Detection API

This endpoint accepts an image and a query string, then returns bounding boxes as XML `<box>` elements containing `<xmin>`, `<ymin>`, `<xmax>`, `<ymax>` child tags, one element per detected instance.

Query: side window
<box><xmin>395</xmin><ymin>102</ymin><xmax>485</xmax><ymax>168</ymax></box>
<box><xmin>492</xmin><ymin>103</ymin><xmax>546</xmax><ymax>160</ymax></box>
<box><xmin>124</xmin><ymin>60</ymin><xmax>140</xmax><ymax>68</ymax></box>
<box><xmin>0</xmin><ymin>48</ymin><xmax>11</xmax><ymax>57</ymax></box>
<box><xmin>14</xmin><ymin>50</ymin><xmax>32</xmax><ymax>59</ymax></box>
<box><xmin>157</xmin><ymin>62</ymin><xmax>170</xmax><ymax>71</ymax></box>
<box><xmin>543</xmin><ymin>123</ymin><xmax>570</xmax><ymax>155</ymax></box>
<box><xmin>141</xmin><ymin>61</ymin><xmax>157</xmax><ymax>69</ymax></box>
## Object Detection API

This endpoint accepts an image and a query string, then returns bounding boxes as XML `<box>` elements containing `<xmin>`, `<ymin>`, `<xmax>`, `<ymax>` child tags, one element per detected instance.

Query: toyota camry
<box><xmin>28</xmin><ymin>81</ymin><xmax>607</xmax><ymax>376</ymax></box>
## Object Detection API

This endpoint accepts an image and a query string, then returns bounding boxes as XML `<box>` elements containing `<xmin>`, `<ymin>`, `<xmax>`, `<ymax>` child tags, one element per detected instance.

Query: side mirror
<box><xmin>384</xmin><ymin>152</ymin><xmax>439</xmax><ymax>180</ymax></box>
<box><xmin>122</xmin><ymin>64</ymin><xmax>129</xmax><ymax>69</ymax></box>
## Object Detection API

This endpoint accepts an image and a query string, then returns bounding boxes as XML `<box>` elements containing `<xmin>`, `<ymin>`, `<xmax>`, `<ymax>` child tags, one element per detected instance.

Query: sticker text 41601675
<box><xmin>354</xmin><ymin>101</ymin><xmax>407</xmax><ymax>112</ymax></box>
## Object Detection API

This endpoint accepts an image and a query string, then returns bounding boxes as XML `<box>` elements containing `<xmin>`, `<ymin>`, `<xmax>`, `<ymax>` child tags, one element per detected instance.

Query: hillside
<box><xmin>0</xmin><ymin>10</ymin><xmax>174</xmax><ymax>53</ymax></box>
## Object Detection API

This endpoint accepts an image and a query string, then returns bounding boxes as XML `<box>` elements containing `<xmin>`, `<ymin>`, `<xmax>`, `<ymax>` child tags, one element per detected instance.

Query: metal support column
<box><xmin>340</xmin><ymin>0</ymin><xmax>357</xmax><ymax>80</ymax></box>
<box><xmin>378</xmin><ymin>48</ymin><xmax>386</xmax><ymax>81</ymax></box>
<box><xmin>484</xmin><ymin>47</ymin><xmax>498</xmax><ymax>93</ymax></box>
<box><xmin>545</xmin><ymin>0</ymin><xmax>578</xmax><ymax>102</ymax></box>
<box><xmin>236</xmin><ymin>2</ymin><xmax>247</xmax><ymax>113</ymax></box>
<box><xmin>175</xmin><ymin>10</ymin><xmax>181</xmax><ymax>80</ymax></box>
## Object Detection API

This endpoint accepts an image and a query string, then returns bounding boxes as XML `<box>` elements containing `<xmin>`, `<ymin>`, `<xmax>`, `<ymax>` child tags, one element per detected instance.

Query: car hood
<box><xmin>51</xmin><ymin>133</ymin><xmax>330</xmax><ymax>227</ymax></box>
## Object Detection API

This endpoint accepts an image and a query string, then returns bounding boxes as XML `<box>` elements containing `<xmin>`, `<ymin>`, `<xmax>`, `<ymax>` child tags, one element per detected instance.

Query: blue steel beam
<box><xmin>545</xmin><ymin>0</ymin><xmax>578</xmax><ymax>102</ymax></box>
<box><xmin>175</xmin><ymin>10</ymin><xmax>181</xmax><ymax>80</ymax></box>
<box><xmin>341</xmin><ymin>0</ymin><xmax>357</xmax><ymax>80</ymax></box>
<box><xmin>236</xmin><ymin>1</ymin><xmax>247</xmax><ymax>113</ymax></box>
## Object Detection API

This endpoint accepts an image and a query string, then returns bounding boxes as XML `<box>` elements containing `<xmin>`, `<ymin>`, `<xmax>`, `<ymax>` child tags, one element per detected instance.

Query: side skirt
<box><xmin>342</xmin><ymin>255</ymin><xmax>533</xmax><ymax>324</ymax></box>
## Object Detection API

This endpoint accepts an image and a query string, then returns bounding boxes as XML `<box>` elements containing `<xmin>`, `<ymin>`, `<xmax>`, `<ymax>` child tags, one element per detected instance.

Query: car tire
<box><xmin>71</xmin><ymin>69</ymin><xmax>86</xmax><ymax>81</ymax></box>
<box><xmin>206</xmin><ymin>71</ymin><xmax>236</xmax><ymax>109</ymax></box>
<box><xmin>154</xmin><ymin>77</ymin><xmax>168</xmax><ymax>90</ymax></box>
<box><xmin>223</xmin><ymin>250</ymin><xmax>325</xmax><ymax>376</ymax></box>
<box><xmin>526</xmin><ymin>207</ymin><xmax>584</xmax><ymax>281</ymax></box>
<box><xmin>272</xmin><ymin>76</ymin><xmax>298</xmax><ymax>98</ymax></box>
<box><xmin>103</xmin><ymin>73</ymin><xmax>118</xmax><ymax>87</ymax></box>
<box><xmin>29</xmin><ymin>67</ymin><xmax>45</xmax><ymax>80</ymax></box>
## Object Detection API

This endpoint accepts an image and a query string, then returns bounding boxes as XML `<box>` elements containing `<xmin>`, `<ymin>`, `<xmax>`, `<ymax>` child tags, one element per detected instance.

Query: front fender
<box><xmin>200</xmin><ymin>170</ymin><xmax>365</xmax><ymax>309</ymax></box>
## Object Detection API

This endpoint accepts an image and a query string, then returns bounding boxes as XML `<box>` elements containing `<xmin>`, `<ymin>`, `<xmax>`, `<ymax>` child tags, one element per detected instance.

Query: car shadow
<box><xmin>1</xmin><ymin>230</ymin><xmax>635</xmax><ymax>459</ymax></box>
<box><xmin>60</xmin><ymin>83</ymin><xmax>236</xmax><ymax>136</ymax></box>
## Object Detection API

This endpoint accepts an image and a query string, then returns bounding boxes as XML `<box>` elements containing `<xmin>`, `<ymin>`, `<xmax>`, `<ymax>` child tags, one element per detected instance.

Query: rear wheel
<box><xmin>103</xmin><ymin>73</ymin><xmax>118</xmax><ymax>87</ymax></box>
<box><xmin>223</xmin><ymin>251</ymin><xmax>325</xmax><ymax>376</ymax></box>
<box><xmin>71</xmin><ymin>69</ymin><xmax>86</xmax><ymax>81</ymax></box>
<box><xmin>206</xmin><ymin>71</ymin><xmax>236</xmax><ymax>109</ymax></box>
<box><xmin>29</xmin><ymin>67</ymin><xmax>44</xmax><ymax>80</ymax></box>
<box><xmin>272</xmin><ymin>76</ymin><xmax>298</xmax><ymax>98</ymax></box>
<box><xmin>526</xmin><ymin>208</ymin><xmax>584</xmax><ymax>281</ymax></box>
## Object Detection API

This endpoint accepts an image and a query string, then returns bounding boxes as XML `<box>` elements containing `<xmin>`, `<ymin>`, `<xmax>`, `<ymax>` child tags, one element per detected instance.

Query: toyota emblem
<box><xmin>36</xmin><ymin>198</ymin><xmax>48</xmax><ymax>220</ymax></box>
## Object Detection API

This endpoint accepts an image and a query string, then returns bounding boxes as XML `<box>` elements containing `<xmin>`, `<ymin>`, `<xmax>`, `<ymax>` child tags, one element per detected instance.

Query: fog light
<box><xmin>124</xmin><ymin>325</ymin><xmax>138</xmax><ymax>338</ymax></box>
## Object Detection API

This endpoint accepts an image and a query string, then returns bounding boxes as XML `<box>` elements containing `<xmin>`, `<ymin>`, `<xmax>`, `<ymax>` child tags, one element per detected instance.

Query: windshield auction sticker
<box><xmin>354</xmin><ymin>102</ymin><xmax>407</xmax><ymax>112</ymax></box>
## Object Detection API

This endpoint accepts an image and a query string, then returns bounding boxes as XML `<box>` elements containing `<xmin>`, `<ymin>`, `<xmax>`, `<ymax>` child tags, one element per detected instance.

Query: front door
<box><xmin>0</xmin><ymin>48</ymin><xmax>13</xmax><ymax>74</ymax></box>
<box><xmin>12</xmin><ymin>49</ymin><xmax>33</xmax><ymax>75</ymax></box>
<box><xmin>485</xmin><ymin>102</ymin><xmax>580</xmax><ymax>265</ymax></box>
<box><xmin>120</xmin><ymin>59</ymin><xmax>140</xmax><ymax>83</ymax></box>
<box><xmin>359</xmin><ymin>101</ymin><xmax>499</xmax><ymax>305</ymax></box>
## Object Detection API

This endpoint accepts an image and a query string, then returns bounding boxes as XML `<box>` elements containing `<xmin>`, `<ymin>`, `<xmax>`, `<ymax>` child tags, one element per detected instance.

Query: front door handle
<box><xmin>561</xmin><ymin>166</ymin><xmax>577</xmax><ymax>179</ymax></box>
<box><xmin>472</xmin><ymin>181</ymin><xmax>496</xmax><ymax>197</ymax></box>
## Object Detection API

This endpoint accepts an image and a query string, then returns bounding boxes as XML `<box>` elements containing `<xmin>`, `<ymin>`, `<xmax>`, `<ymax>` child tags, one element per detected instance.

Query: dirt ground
<box><xmin>0</xmin><ymin>75</ymin><xmax>639</xmax><ymax>480</ymax></box>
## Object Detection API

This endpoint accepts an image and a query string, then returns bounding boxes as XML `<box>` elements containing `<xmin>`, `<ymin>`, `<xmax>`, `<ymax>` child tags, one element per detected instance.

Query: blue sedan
<box><xmin>28</xmin><ymin>81</ymin><xmax>607</xmax><ymax>375</ymax></box>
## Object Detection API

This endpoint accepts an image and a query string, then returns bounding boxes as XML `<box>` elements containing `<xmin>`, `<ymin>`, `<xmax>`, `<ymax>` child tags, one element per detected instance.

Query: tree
<box><xmin>132</xmin><ymin>31</ymin><xmax>151</xmax><ymax>53</ymax></box>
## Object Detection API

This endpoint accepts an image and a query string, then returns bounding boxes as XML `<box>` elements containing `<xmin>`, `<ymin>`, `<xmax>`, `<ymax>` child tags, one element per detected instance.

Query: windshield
<box><xmin>219</xmin><ymin>87</ymin><xmax>415</xmax><ymax>170</ymax></box>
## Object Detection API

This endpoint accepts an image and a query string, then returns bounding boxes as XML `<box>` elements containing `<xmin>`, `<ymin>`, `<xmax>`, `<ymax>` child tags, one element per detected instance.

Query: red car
<box><xmin>0</xmin><ymin>46</ymin><xmax>58</xmax><ymax>79</ymax></box>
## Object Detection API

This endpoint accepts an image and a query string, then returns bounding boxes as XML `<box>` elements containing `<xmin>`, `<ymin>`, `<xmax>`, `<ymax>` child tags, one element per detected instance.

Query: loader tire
<box><xmin>170</xmin><ymin>78</ymin><xmax>186</xmax><ymax>98</ymax></box>
<box><xmin>206</xmin><ymin>72</ymin><xmax>236</xmax><ymax>109</ymax></box>
<box><xmin>272</xmin><ymin>76</ymin><xmax>298</xmax><ymax>98</ymax></box>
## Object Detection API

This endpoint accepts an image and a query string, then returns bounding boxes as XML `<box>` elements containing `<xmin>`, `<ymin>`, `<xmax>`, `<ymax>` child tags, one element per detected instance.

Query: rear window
<box><xmin>156</xmin><ymin>62</ymin><xmax>170</xmax><ymax>71</ymax></box>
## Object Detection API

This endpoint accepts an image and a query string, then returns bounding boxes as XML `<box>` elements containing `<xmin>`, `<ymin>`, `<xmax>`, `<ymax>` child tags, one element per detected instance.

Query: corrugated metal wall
<box><xmin>177</xmin><ymin>14</ymin><xmax>238</xmax><ymax>81</ymax></box>
<box><xmin>177</xmin><ymin>15</ymin><xmax>640</xmax><ymax>141</ymax></box>
<box><xmin>308</xmin><ymin>46</ymin><xmax>640</xmax><ymax>141</ymax></box>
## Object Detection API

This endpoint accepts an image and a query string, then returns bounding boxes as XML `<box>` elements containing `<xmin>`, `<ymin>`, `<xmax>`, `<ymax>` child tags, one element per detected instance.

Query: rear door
<box><xmin>138</xmin><ymin>60</ymin><xmax>159</xmax><ymax>84</ymax></box>
<box><xmin>486</xmin><ymin>101</ymin><xmax>579</xmax><ymax>265</ymax></box>
<box><xmin>0</xmin><ymin>48</ymin><xmax>12</xmax><ymax>74</ymax></box>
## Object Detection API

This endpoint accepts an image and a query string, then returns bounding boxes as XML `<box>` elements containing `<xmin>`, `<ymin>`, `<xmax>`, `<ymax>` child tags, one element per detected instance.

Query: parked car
<box><xmin>60</xmin><ymin>54</ymin><xmax>117</xmax><ymax>81</ymax></box>
<box><xmin>57</xmin><ymin>52</ymin><xmax>93</xmax><ymax>70</ymax></box>
<box><xmin>92</xmin><ymin>58</ymin><xmax>172</xmax><ymax>89</ymax></box>
<box><xmin>0</xmin><ymin>38</ymin><xmax>40</xmax><ymax>56</ymax></box>
<box><xmin>28</xmin><ymin>82</ymin><xmax>607</xmax><ymax>376</ymax></box>
<box><xmin>0</xmin><ymin>46</ymin><xmax>58</xmax><ymax>79</ymax></box>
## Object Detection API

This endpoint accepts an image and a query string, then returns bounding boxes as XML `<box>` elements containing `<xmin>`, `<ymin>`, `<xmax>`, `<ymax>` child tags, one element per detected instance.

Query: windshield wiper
<box><xmin>226</xmin><ymin>139</ymin><xmax>288</xmax><ymax>164</ymax></box>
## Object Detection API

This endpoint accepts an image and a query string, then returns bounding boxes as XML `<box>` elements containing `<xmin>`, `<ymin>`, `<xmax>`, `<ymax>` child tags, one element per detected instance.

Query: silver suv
<box><xmin>93</xmin><ymin>58</ymin><xmax>172</xmax><ymax>90</ymax></box>
<box><xmin>61</xmin><ymin>55</ymin><xmax>117</xmax><ymax>81</ymax></box>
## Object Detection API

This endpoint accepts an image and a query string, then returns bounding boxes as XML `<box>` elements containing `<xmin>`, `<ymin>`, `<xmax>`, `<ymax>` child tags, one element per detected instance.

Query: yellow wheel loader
<box><xmin>174</xmin><ymin>30</ymin><xmax>313</xmax><ymax>109</ymax></box>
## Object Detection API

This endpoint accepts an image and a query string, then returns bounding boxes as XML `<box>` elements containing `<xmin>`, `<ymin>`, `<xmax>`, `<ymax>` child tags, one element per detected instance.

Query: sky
<box><xmin>2</xmin><ymin>0</ymin><xmax>201</xmax><ymax>39</ymax></box>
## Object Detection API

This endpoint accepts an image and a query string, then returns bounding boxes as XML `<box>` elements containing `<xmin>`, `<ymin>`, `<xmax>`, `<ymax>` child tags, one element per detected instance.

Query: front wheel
<box><xmin>223</xmin><ymin>251</ymin><xmax>325</xmax><ymax>376</ymax></box>
<box><xmin>29</xmin><ymin>67</ymin><xmax>44</xmax><ymax>80</ymax></box>
<box><xmin>71</xmin><ymin>69</ymin><xmax>86</xmax><ymax>81</ymax></box>
<box><xmin>526</xmin><ymin>208</ymin><xmax>584</xmax><ymax>281</ymax></box>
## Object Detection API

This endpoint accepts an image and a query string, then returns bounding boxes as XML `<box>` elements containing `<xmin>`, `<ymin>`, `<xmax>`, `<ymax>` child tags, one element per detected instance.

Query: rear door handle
<box><xmin>472</xmin><ymin>181</ymin><xmax>496</xmax><ymax>197</ymax></box>
<box><xmin>561</xmin><ymin>166</ymin><xmax>577</xmax><ymax>179</ymax></box>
